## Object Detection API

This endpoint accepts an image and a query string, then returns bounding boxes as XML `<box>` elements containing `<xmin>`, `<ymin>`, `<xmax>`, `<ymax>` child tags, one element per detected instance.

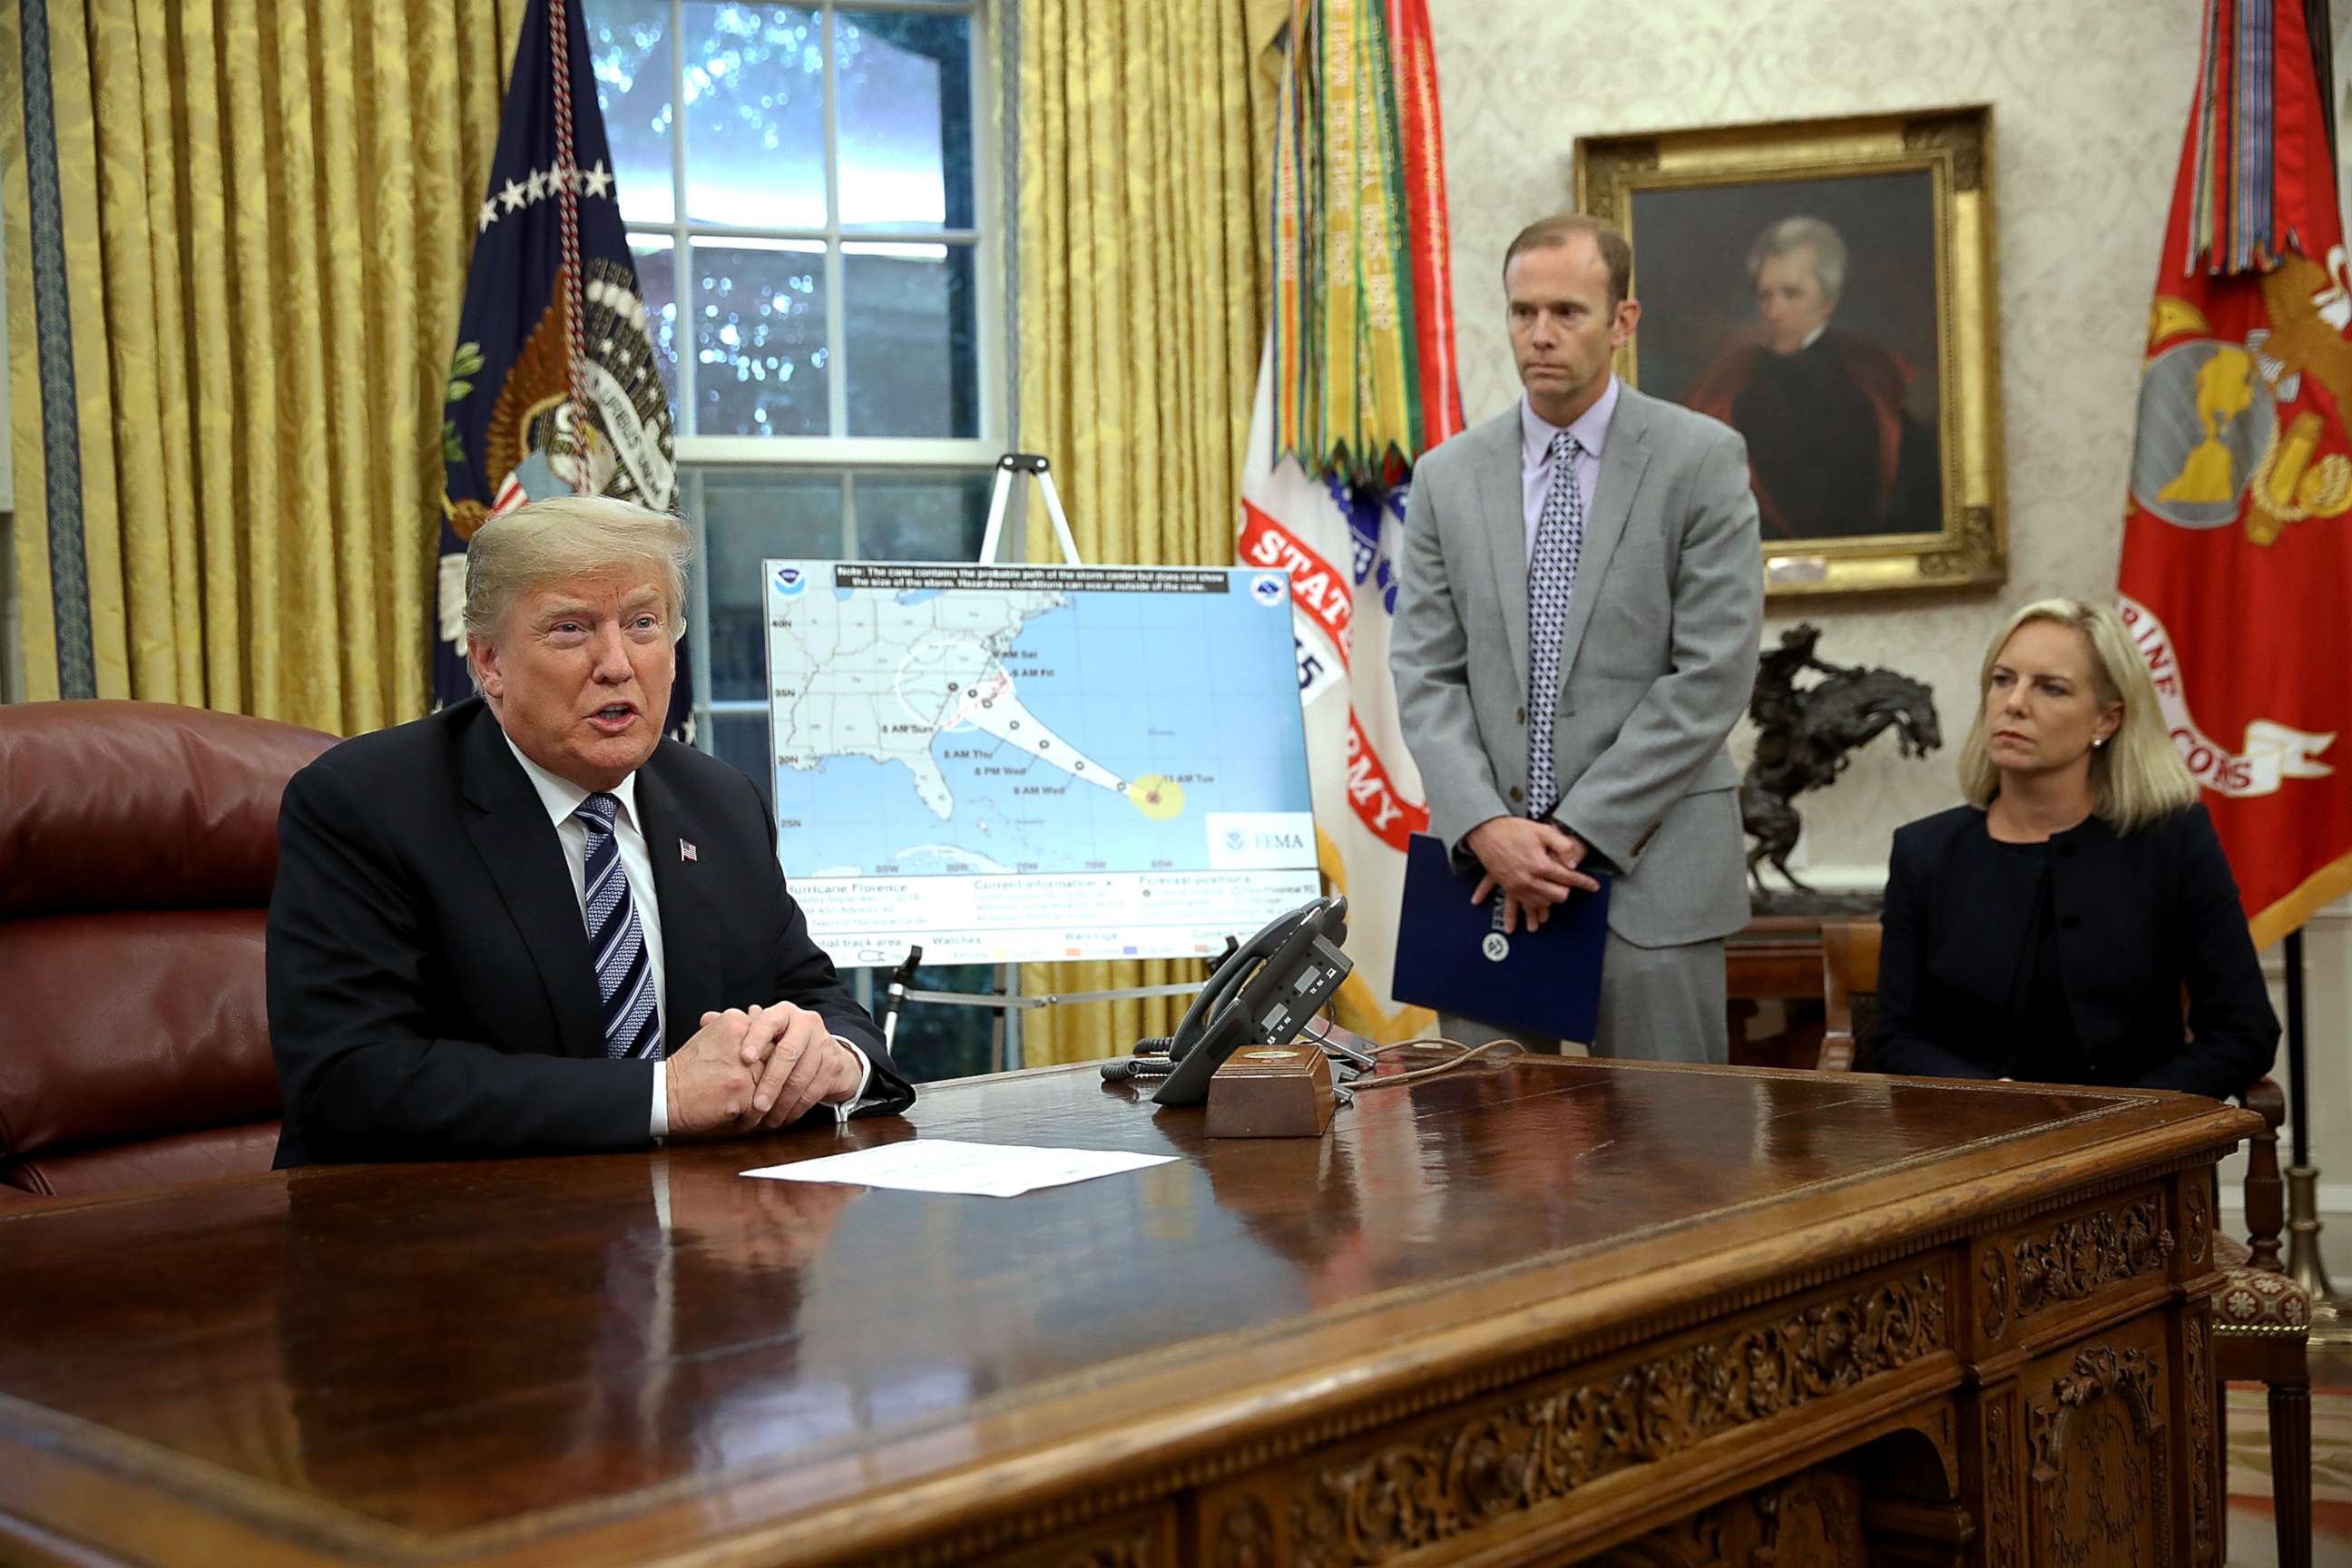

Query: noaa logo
<box><xmin>1482</xmin><ymin>933</ymin><xmax>1510</xmax><ymax>963</ymax></box>
<box><xmin>1250</xmin><ymin>572</ymin><xmax>1288</xmax><ymax>606</ymax></box>
<box><xmin>773</xmin><ymin>566</ymin><xmax>807</xmax><ymax>597</ymax></box>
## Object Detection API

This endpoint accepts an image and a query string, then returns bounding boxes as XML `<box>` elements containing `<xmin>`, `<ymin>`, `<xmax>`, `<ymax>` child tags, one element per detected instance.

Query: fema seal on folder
<box><xmin>1391</xmin><ymin>832</ymin><xmax>1610</xmax><ymax>1050</ymax></box>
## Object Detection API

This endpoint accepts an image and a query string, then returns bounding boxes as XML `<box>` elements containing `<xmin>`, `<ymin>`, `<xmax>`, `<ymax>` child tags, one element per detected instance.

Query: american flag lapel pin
<box><xmin>679</xmin><ymin>838</ymin><xmax>699</xmax><ymax>863</ymax></box>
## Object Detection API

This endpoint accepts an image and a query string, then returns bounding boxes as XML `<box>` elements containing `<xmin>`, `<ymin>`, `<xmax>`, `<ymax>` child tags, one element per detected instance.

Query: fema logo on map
<box><xmin>774</xmin><ymin>566</ymin><xmax>807</xmax><ymax>598</ymax></box>
<box><xmin>1225</xmin><ymin>828</ymin><xmax>1248</xmax><ymax>852</ymax></box>
<box><xmin>1250</xmin><ymin>572</ymin><xmax>1288</xmax><ymax>607</ymax></box>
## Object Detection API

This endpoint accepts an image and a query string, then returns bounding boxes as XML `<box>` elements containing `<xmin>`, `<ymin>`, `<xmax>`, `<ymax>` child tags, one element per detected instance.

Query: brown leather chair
<box><xmin>1818</xmin><ymin>919</ymin><xmax>2312</xmax><ymax>1568</ymax></box>
<box><xmin>0</xmin><ymin>700</ymin><xmax>336</xmax><ymax>1201</ymax></box>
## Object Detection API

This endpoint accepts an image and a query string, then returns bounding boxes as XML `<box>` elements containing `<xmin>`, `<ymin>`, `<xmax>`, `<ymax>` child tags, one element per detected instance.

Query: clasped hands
<box><xmin>1465</xmin><ymin>816</ymin><xmax>1602</xmax><ymax>934</ymax></box>
<box><xmin>664</xmin><ymin>1003</ymin><xmax>862</xmax><ymax>1139</ymax></box>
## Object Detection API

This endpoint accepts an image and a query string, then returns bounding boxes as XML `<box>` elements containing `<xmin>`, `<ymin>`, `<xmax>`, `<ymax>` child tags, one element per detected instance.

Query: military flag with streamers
<box><xmin>2118</xmin><ymin>0</ymin><xmax>2352</xmax><ymax>946</ymax></box>
<box><xmin>1241</xmin><ymin>0</ymin><xmax>1462</xmax><ymax>1041</ymax></box>
<box><xmin>434</xmin><ymin>0</ymin><xmax>684</xmax><ymax>730</ymax></box>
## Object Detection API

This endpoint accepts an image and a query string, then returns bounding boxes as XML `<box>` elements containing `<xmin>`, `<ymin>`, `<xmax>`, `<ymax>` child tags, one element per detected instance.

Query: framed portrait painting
<box><xmin>1576</xmin><ymin>106</ymin><xmax>2005</xmax><ymax>598</ymax></box>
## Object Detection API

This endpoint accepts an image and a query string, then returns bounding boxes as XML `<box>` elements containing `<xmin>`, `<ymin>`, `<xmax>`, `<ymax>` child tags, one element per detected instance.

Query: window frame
<box><xmin>600</xmin><ymin>2</ymin><xmax>1015</xmax><ymax>1076</ymax></box>
<box><xmin>600</xmin><ymin>0</ymin><xmax>1008</xmax><ymax>740</ymax></box>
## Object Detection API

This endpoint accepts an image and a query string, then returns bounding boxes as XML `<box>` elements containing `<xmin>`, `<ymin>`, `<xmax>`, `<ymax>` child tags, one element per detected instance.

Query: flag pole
<box><xmin>2281</xmin><ymin>0</ymin><xmax>2349</xmax><ymax>1336</ymax></box>
<box><xmin>2281</xmin><ymin>928</ymin><xmax>2347</xmax><ymax>1331</ymax></box>
<box><xmin>547</xmin><ymin>0</ymin><xmax>593</xmax><ymax>493</ymax></box>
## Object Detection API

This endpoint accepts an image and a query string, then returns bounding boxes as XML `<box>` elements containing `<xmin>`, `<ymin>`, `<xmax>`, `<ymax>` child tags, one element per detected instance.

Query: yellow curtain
<box><xmin>3</xmin><ymin>0</ymin><xmax>522</xmax><ymax>732</ymax></box>
<box><xmin>1014</xmin><ymin>0</ymin><xmax>1285</xmax><ymax>1065</ymax></box>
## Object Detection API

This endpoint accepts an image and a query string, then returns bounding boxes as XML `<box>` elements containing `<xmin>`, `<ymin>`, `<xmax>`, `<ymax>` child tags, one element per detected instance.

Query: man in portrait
<box><xmin>1685</xmin><ymin>215</ymin><xmax>1942</xmax><ymax>540</ymax></box>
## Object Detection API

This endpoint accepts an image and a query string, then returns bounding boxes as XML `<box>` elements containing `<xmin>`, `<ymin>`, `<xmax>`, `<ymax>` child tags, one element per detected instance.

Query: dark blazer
<box><xmin>1874</xmin><ymin>802</ymin><xmax>2277</xmax><ymax>1099</ymax></box>
<box><xmin>268</xmin><ymin>699</ymin><xmax>913</xmax><ymax>1166</ymax></box>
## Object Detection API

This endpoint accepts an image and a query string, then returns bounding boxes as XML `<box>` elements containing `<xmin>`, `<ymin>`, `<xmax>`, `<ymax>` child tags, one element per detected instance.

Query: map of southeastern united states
<box><xmin>772</xmin><ymin>591</ymin><xmax>1092</xmax><ymax>818</ymax></box>
<box><xmin>768</xmin><ymin>572</ymin><xmax>1311</xmax><ymax>882</ymax></box>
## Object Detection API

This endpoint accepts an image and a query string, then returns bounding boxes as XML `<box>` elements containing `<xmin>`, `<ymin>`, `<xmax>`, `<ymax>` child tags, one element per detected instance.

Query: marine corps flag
<box><xmin>1240</xmin><ymin>0</ymin><xmax>1463</xmax><ymax>1040</ymax></box>
<box><xmin>433</xmin><ymin>0</ymin><xmax>682</xmax><ymax>728</ymax></box>
<box><xmin>2119</xmin><ymin>0</ymin><xmax>2352</xmax><ymax>948</ymax></box>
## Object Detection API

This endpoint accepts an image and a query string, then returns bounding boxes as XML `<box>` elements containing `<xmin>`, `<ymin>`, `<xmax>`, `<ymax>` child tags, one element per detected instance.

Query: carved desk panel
<box><xmin>0</xmin><ymin>1061</ymin><xmax>2249</xmax><ymax>1567</ymax></box>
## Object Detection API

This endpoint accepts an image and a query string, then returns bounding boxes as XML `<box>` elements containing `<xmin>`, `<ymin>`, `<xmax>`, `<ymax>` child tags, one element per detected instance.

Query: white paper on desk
<box><xmin>741</xmin><ymin>1139</ymin><xmax>1176</xmax><ymax>1198</ymax></box>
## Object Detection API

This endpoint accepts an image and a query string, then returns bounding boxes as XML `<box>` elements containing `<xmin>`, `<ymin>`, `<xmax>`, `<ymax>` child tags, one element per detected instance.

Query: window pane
<box><xmin>699</xmin><ymin>469</ymin><xmax>847</xmax><ymax>701</ymax></box>
<box><xmin>627</xmin><ymin>232</ymin><xmax>680</xmax><ymax>413</ymax></box>
<box><xmin>682</xmin><ymin>3</ymin><xmax>826</xmax><ymax>230</ymax></box>
<box><xmin>837</xmin><ymin>11</ymin><xmax>975</xmax><ymax>232</ymax></box>
<box><xmin>844</xmin><ymin>243</ymin><xmax>978</xmax><ymax>437</ymax></box>
<box><xmin>852</xmin><ymin>470</ymin><xmax>992</xmax><ymax>560</ymax></box>
<box><xmin>691</xmin><ymin>240</ymin><xmax>829</xmax><ymax>436</ymax></box>
<box><xmin>875</xmin><ymin>964</ymin><xmax>999</xmax><ymax>1081</ymax></box>
<box><xmin>711</xmin><ymin>710</ymin><xmax>778</xmax><ymax>814</ymax></box>
<box><xmin>591</xmin><ymin>0</ymin><xmax>677</xmax><ymax>225</ymax></box>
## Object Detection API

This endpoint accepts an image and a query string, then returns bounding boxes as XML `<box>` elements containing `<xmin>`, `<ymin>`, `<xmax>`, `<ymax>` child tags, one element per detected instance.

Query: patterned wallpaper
<box><xmin>1425</xmin><ymin>0</ymin><xmax>2352</xmax><ymax>881</ymax></box>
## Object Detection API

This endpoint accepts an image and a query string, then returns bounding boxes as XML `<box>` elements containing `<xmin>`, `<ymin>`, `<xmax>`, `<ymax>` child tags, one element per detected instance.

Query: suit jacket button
<box><xmin>1509</xmin><ymin>786</ymin><xmax>1524</xmax><ymax>803</ymax></box>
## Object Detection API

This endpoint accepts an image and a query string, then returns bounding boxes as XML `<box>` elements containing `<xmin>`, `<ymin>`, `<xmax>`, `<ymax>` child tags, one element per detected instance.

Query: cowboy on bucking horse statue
<box><xmin>1741</xmin><ymin>625</ymin><xmax>1943</xmax><ymax>895</ymax></box>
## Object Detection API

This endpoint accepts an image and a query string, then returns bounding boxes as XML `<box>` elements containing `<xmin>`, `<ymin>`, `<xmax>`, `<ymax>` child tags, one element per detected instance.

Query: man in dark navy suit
<box><xmin>268</xmin><ymin>495</ymin><xmax>912</xmax><ymax>1167</ymax></box>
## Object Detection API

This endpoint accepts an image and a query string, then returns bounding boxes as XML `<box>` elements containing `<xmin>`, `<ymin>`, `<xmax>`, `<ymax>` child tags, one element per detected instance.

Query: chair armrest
<box><xmin>2238</xmin><ymin>1075</ymin><xmax>2286</xmax><ymax>1273</ymax></box>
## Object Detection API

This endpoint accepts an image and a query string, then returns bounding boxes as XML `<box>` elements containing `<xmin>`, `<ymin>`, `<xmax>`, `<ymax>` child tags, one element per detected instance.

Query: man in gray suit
<box><xmin>1391</xmin><ymin>214</ymin><xmax>1762</xmax><ymax>1063</ymax></box>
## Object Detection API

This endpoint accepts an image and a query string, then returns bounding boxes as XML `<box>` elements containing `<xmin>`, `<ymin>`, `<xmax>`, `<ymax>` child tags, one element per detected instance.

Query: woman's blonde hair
<box><xmin>1956</xmin><ymin>597</ymin><xmax>2198</xmax><ymax>834</ymax></box>
<box><xmin>463</xmin><ymin>495</ymin><xmax>693</xmax><ymax>656</ymax></box>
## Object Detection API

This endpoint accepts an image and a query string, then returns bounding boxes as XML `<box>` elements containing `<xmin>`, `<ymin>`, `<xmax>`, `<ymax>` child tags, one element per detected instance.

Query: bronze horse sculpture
<box><xmin>1741</xmin><ymin>626</ymin><xmax>1942</xmax><ymax>896</ymax></box>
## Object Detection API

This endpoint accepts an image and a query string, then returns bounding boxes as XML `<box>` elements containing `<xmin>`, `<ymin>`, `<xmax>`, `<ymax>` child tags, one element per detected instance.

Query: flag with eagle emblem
<box><xmin>433</xmin><ymin>0</ymin><xmax>685</xmax><ymax>732</ymax></box>
<box><xmin>2118</xmin><ymin>0</ymin><xmax>2352</xmax><ymax>947</ymax></box>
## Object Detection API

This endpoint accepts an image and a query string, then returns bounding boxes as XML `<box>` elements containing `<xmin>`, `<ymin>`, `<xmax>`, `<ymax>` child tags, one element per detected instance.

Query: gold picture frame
<box><xmin>1576</xmin><ymin>106</ymin><xmax>2004</xmax><ymax>599</ymax></box>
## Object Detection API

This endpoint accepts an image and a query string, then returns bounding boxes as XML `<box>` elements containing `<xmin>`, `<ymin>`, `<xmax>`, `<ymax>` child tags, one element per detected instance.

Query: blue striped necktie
<box><xmin>1526</xmin><ymin>429</ymin><xmax>1587</xmax><ymax>818</ymax></box>
<box><xmin>574</xmin><ymin>792</ymin><xmax>662</xmax><ymax>1059</ymax></box>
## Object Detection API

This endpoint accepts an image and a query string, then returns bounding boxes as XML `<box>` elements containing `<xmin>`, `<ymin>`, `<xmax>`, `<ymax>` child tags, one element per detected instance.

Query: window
<box><xmin>593</xmin><ymin>0</ymin><xmax>1006</xmax><ymax>1080</ymax></box>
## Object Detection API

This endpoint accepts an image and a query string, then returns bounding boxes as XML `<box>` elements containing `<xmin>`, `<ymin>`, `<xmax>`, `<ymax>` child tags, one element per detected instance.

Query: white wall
<box><xmin>1425</xmin><ymin>0</ymin><xmax>2352</xmax><ymax>1214</ymax></box>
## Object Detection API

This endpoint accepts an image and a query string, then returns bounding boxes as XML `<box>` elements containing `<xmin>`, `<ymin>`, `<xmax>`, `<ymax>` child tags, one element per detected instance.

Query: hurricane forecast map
<box><xmin>765</xmin><ymin>562</ymin><xmax>1320</xmax><ymax>965</ymax></box>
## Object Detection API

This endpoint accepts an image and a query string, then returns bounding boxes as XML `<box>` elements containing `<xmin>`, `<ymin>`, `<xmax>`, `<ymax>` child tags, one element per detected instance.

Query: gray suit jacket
<box><xmin>1390</xmin><ymin>386</ymin><xmax>1763</xmax><ymax>948</ymax></box>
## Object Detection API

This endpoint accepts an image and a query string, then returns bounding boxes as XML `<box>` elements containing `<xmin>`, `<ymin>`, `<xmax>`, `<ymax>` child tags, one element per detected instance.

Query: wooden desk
<box><xmin>0</xmin><ymin>1060</ymin><xmax>2250</xmax><ymax>1567</ymax></box>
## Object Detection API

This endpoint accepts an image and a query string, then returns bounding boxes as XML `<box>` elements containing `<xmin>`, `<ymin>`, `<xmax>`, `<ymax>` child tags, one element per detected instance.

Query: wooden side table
<box><xmin>1728</xmin><ymin>902</ymin><xmax>1881</xmax><ymax>1069</ymax></box>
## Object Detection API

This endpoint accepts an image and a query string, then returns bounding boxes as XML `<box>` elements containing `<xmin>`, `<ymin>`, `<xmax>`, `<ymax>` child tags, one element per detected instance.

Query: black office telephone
<box><xmin>1138</xmin><ymin>897</ymin><xmax>1354</xmax><ymax>1106</ymax></box>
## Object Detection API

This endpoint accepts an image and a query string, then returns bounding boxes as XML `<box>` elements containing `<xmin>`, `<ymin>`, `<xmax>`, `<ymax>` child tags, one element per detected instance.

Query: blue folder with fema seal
<box><xmin>1390</xmin><ymin>830</ymin><xmax>1611</xmax><ymax>1047</ymax></box>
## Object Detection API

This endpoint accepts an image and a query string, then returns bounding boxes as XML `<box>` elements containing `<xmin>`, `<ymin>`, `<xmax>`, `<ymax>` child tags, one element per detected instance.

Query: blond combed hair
<box><xmin>1956</xmin><ymin>597</ymin><xmax>2199</xmax><ymax>834</ymax></box>
<box><xmin>463</xmin><ymin>495</ymin><xmax>693</xmax><ymax>653</ymax></box>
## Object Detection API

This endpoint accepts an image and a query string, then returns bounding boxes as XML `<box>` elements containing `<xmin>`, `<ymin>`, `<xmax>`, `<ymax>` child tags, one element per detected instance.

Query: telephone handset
<box><xmin>1146</xmin><ymin>896</ymin><xmax>1354</xmax><ymax>1105</ymax></box>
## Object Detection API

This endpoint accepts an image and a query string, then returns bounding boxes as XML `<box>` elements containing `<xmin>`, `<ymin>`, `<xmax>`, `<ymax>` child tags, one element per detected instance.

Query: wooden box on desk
<box><xmin>1203</xmin><ymin>1044</ymin><xmax>1335</xmax><ymax>1137</ymax></box>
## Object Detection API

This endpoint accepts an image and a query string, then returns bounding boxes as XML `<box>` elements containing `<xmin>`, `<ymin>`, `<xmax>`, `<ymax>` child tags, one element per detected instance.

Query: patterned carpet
<box><xmin>2227</xmin><ymin>1380</ymin><xmax>2349</xmax><ymax>1566</ymax></box>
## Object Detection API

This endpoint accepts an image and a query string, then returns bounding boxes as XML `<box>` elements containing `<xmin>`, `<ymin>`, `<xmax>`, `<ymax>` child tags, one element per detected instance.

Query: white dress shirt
<box><xmin>502</xmin><ymin>737</ymin><xmax>871</xmax><ymax>1137</ymax></box>
<box><xmin>1520</xmin><ymin>374</ymin><xmax>1621</xmax><ymax>564</ymax></box>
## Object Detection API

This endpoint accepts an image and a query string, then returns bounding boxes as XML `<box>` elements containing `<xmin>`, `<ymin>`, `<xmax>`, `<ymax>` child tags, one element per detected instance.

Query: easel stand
<box><xmin>978</xmin><ymin>452</ymin><xmax>1083</xmax><ymax>568</ymax></box>
<box><xmin>872</xmin><ymin>454</ymin><xmax>1233</xmax><ymax>1070</ymax></box>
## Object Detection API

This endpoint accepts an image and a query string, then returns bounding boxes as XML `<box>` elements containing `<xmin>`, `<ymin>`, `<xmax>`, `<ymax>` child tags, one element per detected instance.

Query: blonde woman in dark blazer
<box><xmin>1873</xmin><ymin>599</ymin><xmax>2277</xmax><ymax>1098</ymax></box>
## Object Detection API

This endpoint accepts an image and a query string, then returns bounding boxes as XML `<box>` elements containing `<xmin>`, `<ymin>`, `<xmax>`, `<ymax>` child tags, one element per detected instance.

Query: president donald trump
<box><xmin>268</xmin><ymin>495</ymin><xmax>912</xmax><ymax>1166</ymax></box>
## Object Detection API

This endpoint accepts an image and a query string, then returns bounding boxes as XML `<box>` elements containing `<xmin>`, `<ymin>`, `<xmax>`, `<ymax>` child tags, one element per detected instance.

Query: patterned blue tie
<box><xmin>1526</xmin><ymin>429</ymin><xmax>1587</xmax><ymax>818</ymax></box>
<box><xmin>575</xmin><ymin>793</ymin><xmax>662</xmax><ymax>1059</ymax></box>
